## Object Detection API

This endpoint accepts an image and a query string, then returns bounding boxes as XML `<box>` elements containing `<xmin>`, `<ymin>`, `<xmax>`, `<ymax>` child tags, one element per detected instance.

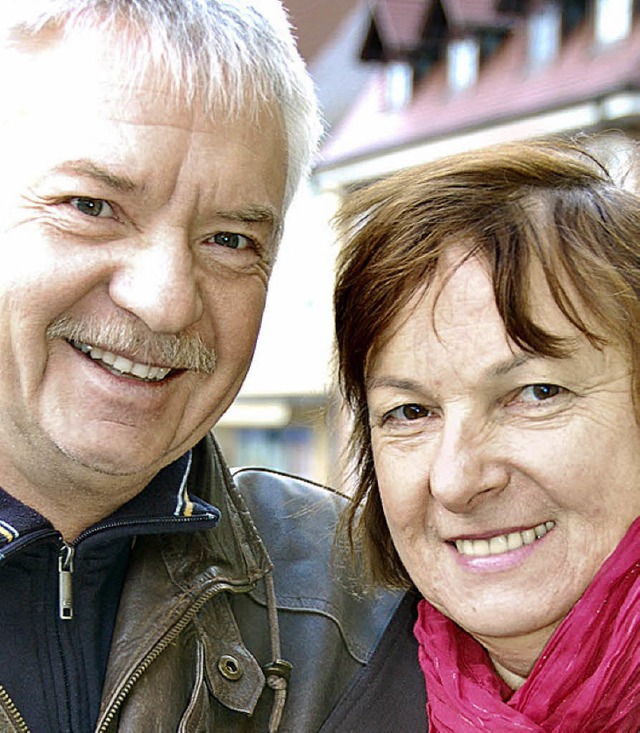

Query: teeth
<box><xmin>521</xmin><ymin>528</ymin><xmax>536</xmax><ymax>545</ymax></box>
<box><xmin>455</xmin><ymin>521</ymin><xmax>554</xmax><ymax>557</ymax></box>
<box><xmin>70</xmin><ymin>340</ymin><xmax>171</xmax><ymax>382</ymax></box>
<box><xmin>97</xmin><ymin>348</ymin><xmax>115</xmax><ymax>366</ymax></box>
<box><xmin>488</xmin><ymin>535</ymin><xmax>508</xmax><ymax>554</ymax></box>
<box><xmin>131</xmin><ymin>362</ymin><xmax>150</xmax><ymax>379</ymax></box>
<box><xmin>112</xmin><ymin>355</ymin><xmax>132</xmax><ymax>373</ymax></box>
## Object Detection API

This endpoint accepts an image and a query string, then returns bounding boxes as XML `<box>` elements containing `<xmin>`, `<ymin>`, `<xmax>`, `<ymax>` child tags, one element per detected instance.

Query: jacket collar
<box><xmin>98</xmin><ymin>433</ymin><xmax>273</xmax><ymax>725</ymax></box>
<box><xmin>165</xmin><ymin>432</ymin><xmax>273</xmax><ymax>590</ymax></box>
<box><xmin>0</xmin><ymin>449</ymin><xmax>221</xmax><ymax>559</ymax></box>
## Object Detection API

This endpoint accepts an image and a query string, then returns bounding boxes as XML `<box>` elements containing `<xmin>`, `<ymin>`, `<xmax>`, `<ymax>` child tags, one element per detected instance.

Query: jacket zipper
<box><xmin>96</xmin><ymin>580</ymin><xmax>255</xmax><ymax>732</ymax></box>
<box><xmin>0</xmin><ymin>684</ymin><xmax>30</xmax><ymax>733</ymax></box>
<box><xmin>58</xmin><ymin>543</ymin><xmax>75</xmax><ymax>620</ymax></box>
<box><xmin>55</xmin><ymin>514</ymin><xmax>215</xmax><ymax>623</ymax></box>
<box><xmin>0</xmin><ymin>517</ymin><xmax>218</xmax><ymax>731</ymax></box>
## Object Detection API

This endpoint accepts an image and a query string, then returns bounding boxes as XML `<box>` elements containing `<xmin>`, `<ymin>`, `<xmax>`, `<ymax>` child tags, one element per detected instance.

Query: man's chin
<box><xmin>53</xmin><ymin>438</ymin><xmax>169</xmax><ymax>482</ymax></box>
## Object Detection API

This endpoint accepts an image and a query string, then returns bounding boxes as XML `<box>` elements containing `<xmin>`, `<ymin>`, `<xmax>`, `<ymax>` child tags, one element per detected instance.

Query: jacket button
<box><xmin>218</xmin><ymin>654</ymin><xmax>244</xmax><ymax>681</ymax></box>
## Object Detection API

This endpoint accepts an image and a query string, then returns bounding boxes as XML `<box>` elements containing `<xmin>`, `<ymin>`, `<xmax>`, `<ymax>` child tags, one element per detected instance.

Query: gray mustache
<box><xmin>47</xmin><ymin>316</ymin><xmax>217</xmax><ymax>374</ymax></box>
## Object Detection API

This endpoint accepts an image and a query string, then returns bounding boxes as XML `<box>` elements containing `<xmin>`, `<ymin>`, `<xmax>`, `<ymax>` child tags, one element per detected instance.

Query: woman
<box><xmin>333</xmin><ymin>138</ymin><xmax>640</xmax><ymax>731</ymax></box>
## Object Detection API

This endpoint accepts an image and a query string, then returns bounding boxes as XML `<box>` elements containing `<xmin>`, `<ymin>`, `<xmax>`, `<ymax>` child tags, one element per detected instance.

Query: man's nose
<box><xmin>429</xmin><ymin>415</ymin><xmax>509</xmax><ymax>513</ymax></box>
<box><xmin>108</xmin><ymin>231</ymin><xmax>204</xmax><ymax>334</ymax></box>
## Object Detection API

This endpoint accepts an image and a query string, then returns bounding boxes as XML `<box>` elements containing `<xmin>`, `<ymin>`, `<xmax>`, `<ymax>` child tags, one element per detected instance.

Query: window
<box><xmin>595</xmin><ymin>0</ymin><xmax>632</xmax><ymax>45</ymax></box>
<box><xmin>234</xmin><ymin>427</ymin><xmax>316</xmax><ymax>478</ymax></box>
<box><xmin>385</xmin><ymin>61</ymin><xmax>413</xmax><ymax>111</ymax></box>
<box><xmin>447</xmin><ymin>37</ymin><xmax>480</xmax><ymax>93</ymax></box>
<box><xmin>528</xmin><ymin>2</ymin><xmax>561</xmax><ymax>70</ymax></box>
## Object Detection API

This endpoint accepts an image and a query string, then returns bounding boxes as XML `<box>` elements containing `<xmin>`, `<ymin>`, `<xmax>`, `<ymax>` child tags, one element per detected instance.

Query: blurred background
<box><xmin>215</xmin><ymin>0</ymin><xmax>640</xmax><ymax>487</ymax></box>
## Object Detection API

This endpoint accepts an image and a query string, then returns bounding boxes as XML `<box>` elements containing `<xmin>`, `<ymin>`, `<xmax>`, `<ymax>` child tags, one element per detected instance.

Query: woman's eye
<box><xmin>69</xmin><ymin>197</ymin><xmax>115</xmax><ymax>219</ymax></box>
<box><xmin>210</xmin><ymin>232</ymin><xmax>253</xmax><ymax>250</ymax></box>
<box><xmin>519</xmin><ymin>383</ymin><xmax>563</xmax><ymax>402</ymax></box>
<box><xmin>385</xmin><ymin>403</ymin><xmax>434</xmax><ymax>422</ymax></box>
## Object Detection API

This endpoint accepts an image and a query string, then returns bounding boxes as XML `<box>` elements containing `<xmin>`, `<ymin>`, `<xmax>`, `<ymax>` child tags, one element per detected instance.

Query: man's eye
<box><xmin>519</xmin><ymin>383</ymin><xmax>563</xmax><ymax>402</ymax></box>
<box><xmin>210</xmin><ymin>232</ymin><xmax>252</xmax><ymax>250</ymax></box>
<box><xmin>69</xmin><ymin>197</ymin><xmax>114</xmax><ymax>218</ymax></box>
<box><xmin>385</xmin><ymin>404</ymin><xmax>434</xmax><ymax>422</ymax></box>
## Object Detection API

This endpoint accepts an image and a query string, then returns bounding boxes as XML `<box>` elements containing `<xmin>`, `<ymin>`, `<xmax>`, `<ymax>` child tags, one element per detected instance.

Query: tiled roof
<box><xmin>320</xmin><ymin>13</ymin><xmax>640</xmax><ymax>168</ymax></box>
<box><xmin>364</xmin><ymin>0</ymin><xmax>514</xmax><ymax>58</ymax></box>
<box><xmin>372</xmin><ymin>0</ymin><xmax>430</xmax><ymax>50</ymax></box>
<box><xmin>443</xmin><ymin>0</ymin><xmax>513</xmax><ymax>29</ymax></box>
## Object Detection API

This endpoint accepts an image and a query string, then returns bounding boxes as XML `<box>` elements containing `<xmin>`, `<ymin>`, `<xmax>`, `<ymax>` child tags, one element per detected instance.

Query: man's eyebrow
<box><xmin>44</xmin><ymin>162</ymin><xmax>282</xmax><ymax>231</ymax></box>
<box><xmin>47</xmin><ymin>159</ymin><xmax>138</xmax><ymax>193</ymax></box>
<box><xmin>214</xmin><ymin>204</ymin><xmax>281</xmax><ymax>229</ymax></box>
<box><xmin>213</xmin><ymin>204</ymin><xmax>283</xmax><ymax>241</ymax></box>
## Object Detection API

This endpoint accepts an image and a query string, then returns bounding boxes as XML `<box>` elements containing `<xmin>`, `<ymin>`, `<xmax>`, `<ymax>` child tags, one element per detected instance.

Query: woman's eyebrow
<box><xmin>367</xmin><ymin>354</ymin><xmax>538</xmax><ymax>393</ymax></box>
<box><xmin>489</xmin><ymin>352</ymin><xmax>537</xmax><ymax>378</ymax></box>
<box><xmin>366</xmin><ymin>375</ymin><xmax>425</xmax><ymax>393</ymax></box>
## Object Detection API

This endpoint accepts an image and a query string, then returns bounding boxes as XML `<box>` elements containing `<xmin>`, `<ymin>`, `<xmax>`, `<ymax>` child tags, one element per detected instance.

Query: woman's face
<box><xmin>366</xmin><ymin>251</ymin><xmax>640</xmax><ymax>662</ymax></box>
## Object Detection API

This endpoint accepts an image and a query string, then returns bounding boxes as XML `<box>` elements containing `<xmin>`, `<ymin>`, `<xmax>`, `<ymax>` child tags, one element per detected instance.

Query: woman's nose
<box><xmin>108</xmin><ymin>231</ymin><xmax>204</xmax><ymax>334</ymax></box>
<box><xmin>429</xmin><ymin>416</ymin><xmax>509</xmax><ymax>512</ymax></box>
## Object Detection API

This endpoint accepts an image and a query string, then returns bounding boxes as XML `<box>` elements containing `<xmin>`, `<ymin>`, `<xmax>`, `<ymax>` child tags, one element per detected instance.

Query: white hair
<box><xmin>0</xmin><ymin>0</ymin><xmax>323</xmax><ymax>207</ymax></box>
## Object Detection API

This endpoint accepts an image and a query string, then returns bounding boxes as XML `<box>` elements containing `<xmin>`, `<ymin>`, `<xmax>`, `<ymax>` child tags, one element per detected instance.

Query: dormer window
<box><xmin>528</xmin><ymin>2</ymin><xmax>561</xmax><ymax>70</ymax></box>
<box><xmin>595</xmin><ymin>0</ymin><xmax>632</xmax><ymax>46</ymax></box>
<box><xmin>447</xmin><ymin>36</ymin><xmax>479</xmax><ymax>93</ymax></box>
<box><xmin>384</xmin><ymin>61</ymin><xmax>413</xmax><ymax>111</ymax></box>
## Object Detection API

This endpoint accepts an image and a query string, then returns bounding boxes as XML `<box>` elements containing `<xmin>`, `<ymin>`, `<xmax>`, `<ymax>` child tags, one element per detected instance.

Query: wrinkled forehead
<box><xmin>368</xmin><ymin>241</ymin><xmax>603</xmax><ymax>371</ymax></box>
<box><xmin>0</xmin><ymin>19</ymin><xmax>289</xmax><ymax>238</ymax></box>
<box><xmin>383</xmin><ymin>251</ymin><xmax>500</xmax><ymax>346</ymax></box>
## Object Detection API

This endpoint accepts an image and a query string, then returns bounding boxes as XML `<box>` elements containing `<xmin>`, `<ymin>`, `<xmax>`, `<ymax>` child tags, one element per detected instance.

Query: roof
<box><xmin>373</xmin><ymin>0</ymin><xmax>429</xmax><ymax>50</ymax></box>
<box><xmin>319</xmin><ymin>11</ymin><xmax>640</xmax><ymax>169</ymax></box>
<box><xmin>443</xmin><ymin>0</ymin><xmax>514</xmax><ymax>30</ymax></box>
<box><xmin>364</xmin><ymin>0</ymin><xmax>514</xmax><ymax>57</ymax></box>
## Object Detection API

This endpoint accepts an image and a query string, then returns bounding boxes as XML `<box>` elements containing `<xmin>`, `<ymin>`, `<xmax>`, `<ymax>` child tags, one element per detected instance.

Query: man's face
<box><xmin>0</xmin><ymin>29</ymin><xmax>287</xmax><ymax>504</ymax></box>
<box><xmin>366</xmin><ymin>250</ymin><xmax>640</xmax><ymax>666</ymax></box>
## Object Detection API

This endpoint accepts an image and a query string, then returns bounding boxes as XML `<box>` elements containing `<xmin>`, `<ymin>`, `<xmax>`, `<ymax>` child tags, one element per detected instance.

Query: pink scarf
<box><xmin>413</xmin><ymin>516</ymin><xmax>640</xmax><ymax>732</ymax></box>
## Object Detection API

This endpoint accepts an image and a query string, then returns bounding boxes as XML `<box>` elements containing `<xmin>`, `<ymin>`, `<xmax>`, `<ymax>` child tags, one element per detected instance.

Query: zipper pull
<box><xmin>58</xmin><ymin>543</ymin><xmax>75</xmax><ymax>620</ymax></box>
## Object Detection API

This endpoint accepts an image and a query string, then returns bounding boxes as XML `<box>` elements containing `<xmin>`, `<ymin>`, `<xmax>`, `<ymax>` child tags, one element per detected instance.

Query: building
<box><xmin>319</xmin><ymin>0</ymin><xmax>640</xmax><ymax>190</ymax></box>
<box><xmin>216</xmin><ymin>0</ymin><xmax>640</xmax><ymax>484</ymax></box>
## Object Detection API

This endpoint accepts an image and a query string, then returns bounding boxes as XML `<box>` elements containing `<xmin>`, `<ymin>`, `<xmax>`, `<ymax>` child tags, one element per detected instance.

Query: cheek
<box><xmin>509</xmin><ymin>419</ymin><xmax>637</xmax><ymax>511</ymax></box>
<box><xmin>374</xmin><ymin>441</ymin><xmax>431</xmax><ymax>533</ymax></box>
<box><xmin>376</xmin><ymin>462</ymin><xmax>440</xmax><ymax>599</ymax></box>
<box><xmin>0</xmin><ymin>224</ymin><xmax>110</xmax><ymax>316</ymax></box>
<box><xmin>203</xmin><ymin>280</ymin><xmax>266</xmax><ymax>352</ymax></box>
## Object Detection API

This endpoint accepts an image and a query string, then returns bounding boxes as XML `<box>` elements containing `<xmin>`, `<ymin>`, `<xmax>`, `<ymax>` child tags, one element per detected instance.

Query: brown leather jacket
<box><xmin>0</xmin><ymin>434</ymin><xmax>409</xmax><ymax>732</ymax></box>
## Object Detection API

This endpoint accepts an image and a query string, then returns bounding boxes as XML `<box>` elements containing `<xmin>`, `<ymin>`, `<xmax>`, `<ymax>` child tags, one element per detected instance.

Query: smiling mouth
<box><xmin>70</xmin><ymin>339</ymin><xmax>173</xmax><ymax>382</ymax></box>
<box><xmin>453</xmin><ymin>521</ymin><xmax>555</xmax><ymax>557</ymax></box>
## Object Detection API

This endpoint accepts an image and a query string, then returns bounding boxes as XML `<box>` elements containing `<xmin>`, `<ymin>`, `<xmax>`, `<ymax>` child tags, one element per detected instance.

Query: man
<box><xmin>0</xmin><ymin>2</ymin><xmax>418</xmax><ymax>731</ymax></box>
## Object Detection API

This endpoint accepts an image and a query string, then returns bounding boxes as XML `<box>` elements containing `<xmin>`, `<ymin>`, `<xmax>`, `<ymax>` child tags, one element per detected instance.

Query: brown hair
<box><xmin>334</xmin><ymin>136</ymin><xmax>640</xmax><ymax>588</ymax></box>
